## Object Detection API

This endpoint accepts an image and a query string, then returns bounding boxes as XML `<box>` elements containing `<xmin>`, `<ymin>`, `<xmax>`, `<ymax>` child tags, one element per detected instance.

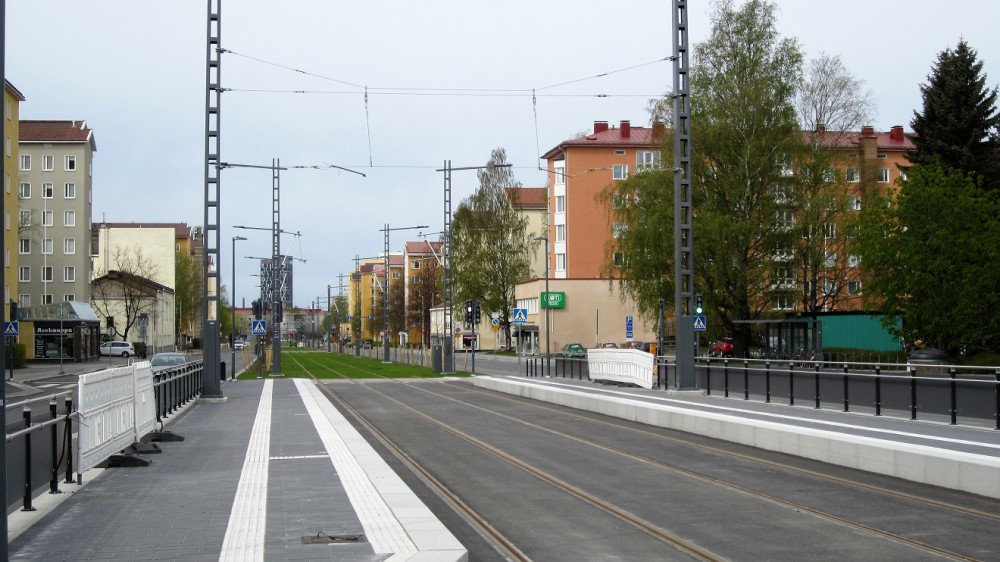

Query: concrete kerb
<box><xmin>5</xmin><ymin>375</ymin><xmax>214</xmax><ymax>542</ymax></box>
<box><xmin>473</xmin><ymin>375</ymin><xmax>1000</xmax><ymax>500</ymax></box>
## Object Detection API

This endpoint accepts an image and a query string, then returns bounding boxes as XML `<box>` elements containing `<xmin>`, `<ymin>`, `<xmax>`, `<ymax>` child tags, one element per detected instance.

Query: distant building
<box><xmin>3</xmin><ymin>80</ymin><xmax>26</xmax><ymax>318</ymax></box>
<box><xmin>18</xmin><ymin>120</ymin><xmax>96</xmax><ymax>309</ymax></box>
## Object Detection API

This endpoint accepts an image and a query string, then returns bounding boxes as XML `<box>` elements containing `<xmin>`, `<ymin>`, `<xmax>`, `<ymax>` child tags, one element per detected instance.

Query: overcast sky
<box><xmin>6</xmin><ymin>0</ymin><xmax>999</xmax><ymax>310</ymax></box>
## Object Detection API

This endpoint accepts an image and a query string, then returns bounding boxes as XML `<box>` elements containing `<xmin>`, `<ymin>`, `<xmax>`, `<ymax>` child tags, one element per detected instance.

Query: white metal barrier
<box><xmin>76</xmin><ymin>361</ymin><xmax>156</xmax><ymax>473</ymax></box>
<box><xmin>588</xmin><ymin>348</ymin><xmax>655</xmax><ymax>389</ymax></box>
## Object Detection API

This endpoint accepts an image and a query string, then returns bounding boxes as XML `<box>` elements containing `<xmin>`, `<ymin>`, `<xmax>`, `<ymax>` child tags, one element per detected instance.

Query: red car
<box><xmin>709</xmin><ymin>337</ymin><xmax>734</xmax><ymax>357</ymax></box>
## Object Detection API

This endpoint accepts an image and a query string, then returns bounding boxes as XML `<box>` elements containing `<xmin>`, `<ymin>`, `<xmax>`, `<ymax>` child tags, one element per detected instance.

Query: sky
<box><xmin>6</xmin><ymin>0</ymin><xmax>1000</xmax><ymax>310</ymax></box>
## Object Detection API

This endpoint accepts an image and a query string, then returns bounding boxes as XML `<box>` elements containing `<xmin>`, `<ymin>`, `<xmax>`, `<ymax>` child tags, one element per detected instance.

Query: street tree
<box><xmin>910</xmin><ymin>40</ymin><xmax>1000</xmax><ymax>191</ymax></box>
<box><xmin>792</xmin><ymin>53</ymin><xmax>876</xmax><ymax>312</ymax></box>
<box><xmin>452</xmin><ymin>148</ymin><xmax>535</xmax><ymax>348</ymax></box>
<box><xmin>690</xmin><ymin>0</ymin><xmax>803</xmax><ymax>353</ymax></box>
<box><xmin>174</xmin><ymin>250</ymin><xmax>202</xmax><ymax>343</ymax></box>
<box><xmin>852</xmin><ymin>164</ymin><xmax>1000</xmax><ymax>353</ymax></box>
<box><xmin>91</xmin><ymin>246</ymin><xmax>163</xmax><ymax>343</ymax></box>
<box><xmin>407</xmin><ymin>256</ymin><xmax>441</xmax><ymax>348</ymax></box>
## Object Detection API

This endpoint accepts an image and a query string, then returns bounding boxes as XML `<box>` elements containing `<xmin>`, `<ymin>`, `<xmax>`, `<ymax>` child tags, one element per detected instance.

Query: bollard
<box><xmin>910</xmin><ymin>367</ymin><xmax>918</xmax><ymax>420</ymax></box>
<box><xmin>949</xmin><ymin>368</ymin><xmax>957</xmax><ymax>425</ymax></box>
<box><xmin>765</xmin><ymin>361</ymin><xmax>771</xmax><ymax>403</ymax></box>
<box><xmin>65</xmin><ymin>396</ymin><xmax>76</xmax><ymax>484</ymax></box>
<box><xmin>723</xmin><ymin>359</ymin><xmax>730</xmax><ymax>398</ymax></box>
<box><xmin>843</xmin><ymin>364</ymin><xmax>850</xmax><ymax>412</ymax></box>
<box><xmin>220</xmin><ymin>361</ymin><xmax>227</xmax><ymax>382</ymax></box>
<box><xmin>743</xmin><ymin>360</ymin><xmax>750</xmax><ymax>400</ymax></box>
<box><xmin>22</xmin><ymin>407</ymin><xmax>36</xmax><ymax>511</ymax></box>
<box><xmin>788</xmin><ymin>362</ymin><xmax>795</xmax><ymax>406</ymax></box>
<box><xmin>814</xmin><ymin>362</ymin><xmax>821</xmax><ymax>409</ymax></box>
<box><xmin>49</xmin><ymin>400</ymin><xmax>60</xmax><ymax>494</ymax></box>
<box><xmin>874</xmin><ymin>366</ymin><xmax>882</xmax><ymax>417</ymax></box>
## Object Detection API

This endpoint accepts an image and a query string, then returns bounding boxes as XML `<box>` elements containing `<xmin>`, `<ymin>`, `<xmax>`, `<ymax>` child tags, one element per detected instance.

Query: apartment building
<box><xmin>403</xmin><ymin>240</ymin><xmax>442</xmax><ymax>347</ymax></box>
<box><xmin>3</xmin><ymin>80</ymin><xmax>26</xmax><ymax>317</ymax></box>
<box><xmin>18</xmin><ymin>120</ymin><xmax>96</xmax><ymax>309</ymax></box>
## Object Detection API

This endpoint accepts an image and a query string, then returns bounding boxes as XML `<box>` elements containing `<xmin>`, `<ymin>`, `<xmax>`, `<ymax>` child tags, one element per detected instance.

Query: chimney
<box><xmin>815</xmin><ymin>123</ymin><xmax>826</xmax><ymax>135</ymax></box>
<box><xmin>594</xmin><ymin>121</ymin><xmax>609</xmax><ymax>134</ymax></box>
<box><xmin>620</xmin><ymin>120</ymin><xmax>631</xmax><ymax>138</ymax></box>
<box><xmin>859</xmin><ymin>125</ymin><xmax>877</xmax><ymax>160</ymax></box>
<box><xmin>890</xmin><ymin>125</ymin><xmax>904</xmax><ymax>142</ymax></box>
<box><xmin>652</xmin><ymin>121</ymin><xmax>666</xmax><ymax>139</ymax></box>
<box><xmin>861</xmin><ymin>125</ymin><xmax>875</xmax><ymax>137</ymax></box>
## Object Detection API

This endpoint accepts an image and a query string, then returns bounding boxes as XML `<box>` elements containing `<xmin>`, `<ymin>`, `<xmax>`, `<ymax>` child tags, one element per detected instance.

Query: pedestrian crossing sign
<box><xmin>693</xmin><ymin>316</ymin><xmax>707</xmax><ymax>331</ymax></box>
<box><xmin>3</xmin><ymin>321</ymin><xmax>18</xmax><ymax>336</ymax></box>
<box><xmin>512</xmin><ymin>308</ymin><xmax>528</xmax><ymax>323</ymax></box>
<box><xmin>251</xmin><ymin>320</ymin><xmax>267</xmax><ymax>335</ymax></box>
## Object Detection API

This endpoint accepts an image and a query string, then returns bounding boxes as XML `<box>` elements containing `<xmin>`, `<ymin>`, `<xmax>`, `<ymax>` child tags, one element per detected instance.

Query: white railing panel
<box><xmin>77</xmin><ymin>365</ymin><xmax>137</xmax><ymax>472</ymax></box>
<box><xmin>133</xmin><ymin>361</ymin><xmax>156</xmax><ymax>441</ymax></box>
<box><xmin>588</xmin><ymin>349</ymin><xmax>655</xmax><ymax>389</ymax></box>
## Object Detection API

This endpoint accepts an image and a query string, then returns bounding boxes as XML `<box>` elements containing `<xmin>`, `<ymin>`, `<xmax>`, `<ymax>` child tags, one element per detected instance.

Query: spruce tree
<box><xmin>910</xmin><ymin>40</ymin><xmax>1000</xmax><ymax>190</ymax></box>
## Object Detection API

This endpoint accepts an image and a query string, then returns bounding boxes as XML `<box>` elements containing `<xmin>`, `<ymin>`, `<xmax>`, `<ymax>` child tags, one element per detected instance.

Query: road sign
<box><xmin>491</xmin><ymin>318</ymin><xmax>500</xmax><ymax>327</ymax></box>
<box><xmin>251</xmin><ymin>320</ymin><xmax>267</xmax><ymax>335</ymax></box>
<box><xmin>626</xmin><ymin>315</ymin><xmax>634</xmax><ymax>339</ymax></box>
<box><xmin>512</xmin><ymin>308</ymin><xmax>528</xmax><ymax>323</ymax></box>
<box><xmin>3</xmin><ymin>321</ymin><xmax>18</xmax><ymax>336</ymax></box>
<box><xmin>693</xmin><ymin>316</ymin><xmax>707</xmax><ymax>331</ymax></box>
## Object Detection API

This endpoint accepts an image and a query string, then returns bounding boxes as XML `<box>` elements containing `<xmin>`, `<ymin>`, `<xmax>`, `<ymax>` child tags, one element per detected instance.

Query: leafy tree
<box><xmin>91</xmin><ymin>247</ymin><xmax>161</xmax><ymax>342</ymax></box>
<box><xmin>452</xmin><ymin>148</ymin><xmax>534</xmax><ymax>348</ymax></box>
<box><xmin>690</xmin><ymin>0</ymin><xmax>803</xmax><ymax>353</ymax></box>
<box><xmin>175</xmin><ymin>250</ymin><xmax>202</xmax><ymax>340</ymax></box>
<box><xmin>852</xmin><ymin>164</ymin><xmax>1000</xmax><ymax>353</ymax></box>
<box><xmin>910</xmin><ymin>40</ymin><xmax>1000</xmax><ymax>191</ymax></box>
<box><xmin>407</xmin><ymin>256</ymin><xmax>441</xmax><ymax>347</ymax></box>
<box><xmin>791</xmin><ymin>53</ymin><xmax>876</xmax><ymax>312</ymax></box>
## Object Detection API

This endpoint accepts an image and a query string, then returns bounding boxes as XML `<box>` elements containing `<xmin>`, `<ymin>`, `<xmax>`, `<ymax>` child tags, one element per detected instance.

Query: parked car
<box><xmin>99</xmin><ymin>341</ymin><xmax>135</xmax><ymax>358</ymax></box>
<box><xmin>149</xmin><ymin>352</ymin><xmax>189</xmax><ymax>373</ymax></box>
<box><xmin>622</xmin><ymin>341</ymin><xmax>643</xmax><ymax>350</ymax></box>
<box><xmin>556</xmin><ymin>343</ymin><xmax>586</xmax><ymax>358</ymax></box>
<box><xmin>709</xmin><ymin>337</ymin><xmax>734</xmax><ymax>357</ymax></box>
<box><xmin>599</xmin><ymin>342</ymin><xmax>619</xmax><ymax>349</ymax></box>
<box><xmin>233</xmin><ymin>340</ymin><xmax>245</xmax><ymax>350</ymax></box>
<box><xmin>908</xmin><ymin>347</ymin><xmax>948</xmax><ymax>361</ymax></box>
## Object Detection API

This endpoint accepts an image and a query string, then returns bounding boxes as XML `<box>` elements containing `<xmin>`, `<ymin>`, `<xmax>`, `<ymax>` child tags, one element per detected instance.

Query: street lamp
<box><xmin>534</xmin><ymin>235</ymin><xmax>551</xmax><ymax>377</ymax></box>
<box><xmin>380</xmin><ymin>224</ymin><xmax>429</xmax><ymax>363</ymax></box>
<box><xmin>231</xmin><ymin>235</ymin><xmax>247</xmax><ymax>379</ymax></box>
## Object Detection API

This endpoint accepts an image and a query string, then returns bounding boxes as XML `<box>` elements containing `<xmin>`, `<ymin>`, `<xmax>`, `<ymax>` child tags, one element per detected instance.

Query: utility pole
<box><xmin>673</xmin><ymin>0</ymin><xmax>696</xmax><ymax>388</ymax></box>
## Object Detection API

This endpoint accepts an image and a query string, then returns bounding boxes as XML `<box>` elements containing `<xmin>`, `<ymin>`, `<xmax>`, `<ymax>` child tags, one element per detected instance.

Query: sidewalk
<box><xmin>7</xmin><ymin>377</ymin><xmax>466</xmax><ymax>561</ymax></box>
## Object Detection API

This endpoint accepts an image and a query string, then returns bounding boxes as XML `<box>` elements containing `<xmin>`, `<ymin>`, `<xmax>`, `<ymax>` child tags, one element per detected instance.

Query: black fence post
<box><xmin>995</xmin><ymin>369</ymin><xmax>999</xmax><ymax>430</ymax></box>
<box><xmin>723</xmin><ymin>359</ymin><xmax>730</xmax><ymax>398</ymax></box>
<box><xmin>842</xmin><ymin>364</ymin><xmax>850</xmax><ymax>412</ymax></box>
<box><xmin>765</xmin><ymin>361</ymin><xmax>771</xmax><ymax>403</ymax></box>
<box><xmin>789</xmin><ymin>362</ymin><xmax>795</xmax><ymax>406</ymax></box>
<box><xmin>910</xmin><ymin>367</ymin><xmax>918</xmax><ymax>421</ymax></box>
<box><xmin>22</xmin><ymin>407</ymin><xmax>35</xmax><ymax>511</ymax></box>
<box><xmin>874</xmin><ymin>366</ymin><xmax>882</xmax><ymax>417</ymax></box>
<box><xmin>65</xmin><ymin>396</ymin><xmax>75</xmax><ymax>484</ymax></box>
<box><xmin>743</xmin><ymin>360</ymin><xmax>750</xmax><ymax>400</ymax></box>
<box><xmin>949</xmin><ymin>368</ymin><xmax>958</xmax><ymax>426</ymax></box>
<box><xmin>49</xmin><ymin>400</ymin><xmax>60</xmax><ymax>494</ymax></box>
<box><xmin>814</xmin><ymin>362</ymin><xmax>821</xmax><ymax>409</ymax></box>
<box><xmin>705</xmin><ymin>359</ymin><xmax>712</xmax><ymax>395</ymax></box>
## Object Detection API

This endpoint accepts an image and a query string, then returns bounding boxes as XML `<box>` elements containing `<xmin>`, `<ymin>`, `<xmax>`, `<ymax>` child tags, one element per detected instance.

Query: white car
<box><xmin>100</xmin><ymin>341</ymin><xmax>136</xmax><ymax>357</ymax></box>
<box><xmin>234</xmin><ymin>340</ymin><xmax>245</xmax><ymax>350</ymax></box>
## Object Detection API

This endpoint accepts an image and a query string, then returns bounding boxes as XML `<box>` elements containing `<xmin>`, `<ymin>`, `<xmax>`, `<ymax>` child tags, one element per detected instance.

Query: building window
<box><xmin>65</xmin><ymin>155</ymin><xmax>77</xmax><ymax>171</ymax></box>
<box><xmin>410</xmin><ymin>275</ymin><xmax>420</xmax><ymax>285</ymax></box>
<box><xmin>614</xmin><ymin>150</ymin><xmax>625</xmax><ymax>155</ymax></box>
<box><xmin>18</xmin><ymin>295</ymin><xmax>30</xmax><ymax>308</ymax></box>
<box><xmin>612</xmin><ymin>223</ymin><xmax>627</xmax><ymax>238</ymax></box>
<box><xmin>19</xmin><ymin>154</ymin><xmax>30</xmax><ymax>171</ymax></box>
<box><xmin>42</xmin><ymin>210</ymin><xmax>54</xmax><ymax>227</ymax></box>
<box><xmin>555</xmin><ymin>224</ymin><xmax>566</xmax><ymax>242</ymax></box>
<box><xmin>612</xmin><ymin>164</ymin><xmax>628</xmax><ymax>180</ymax></box>
<box><xmin>613</xmin><ymin>252</ymin><xmax>625</xmax><ymax>267</ymax></box>
<box><xmin>847</xmin><ymin>280</ymin><xmax>863</xmax><ymax>295</ymax></box>
<box><xmin>773</xmin><ymin>246</ymin><xmax>793</xmax><ymax>261</ymax></box>
<box><xmin>42</xmin><ymin>294</ymin><xmax>53</xmax><ymax>305</ymax></box>
<box><xmin>64</xmin><ymin>267</ymin><xmax>76</xmax><ymax>283</ymax></box>
<box><xmin>775</xmin><ymin>209</ymin><xmax>795</xmax><ymax>230</ymax></box>
<box><xmin>773</xmin><ymin>266</ymin><xmax>794</xmax><ymax>288</ymax></box>
<box><xmin>822</xmin><ymin>223</ymin><xmax>837</xmax><ymax>239</ymax></box>
<box><xmin>42</xmin><ymin>183</ymin><xmax>54</xmax><ymax>199</ymax></box>
<box><xmin>392</xmin><ymin>271</ymin><xmax>401</xmax><ymax>280</ymax></box>
<box><xmin>411</xmin><ymin>260</ymin><xmax>420</xmax><ymax>269</ymax></box>
<box><xmin>42</xmin><ymin>155</ymin><xmax>54</xmax><ymax>171</ymax></box>
<box><xmin>64</xmin><ymin>210</ymin><xmax>76</xmax><ymax>227</ymax></box>
<box><xmin>556</xmin><ymin>253</ymin><xmax>566</xmax><ymax>271</ymax></box>
<box><xmin>63</xmin><ymin>294</ymin><xmax>75</xmax><ymax>302</ymax></box>
<box><xmin>64</xmin><ymin>238</ymin><xmax>76</xmax><ymax>255</ymax></box>
<box><xmin>42</xmin><ymin>266</ymin><xmax>54</xmax><ymax>282</ymax></box>
<box><xmin>847</xmin><ymin>254</ymin><xmax>860</xmax><ymax>268</ymax></box>
<box><xmin>772</xmin><ymin>293</ymin><xmax>794</xmax><ymax>310</ymax></box>
<box><xmin>824</xmin><ymin>252</ymin><xmax>837</xmax><ymax>268</ymax></box>
<box><xmin>18</xmin><ymin>239</ymin><xmax>29</xmax><ymax>254</ymax></box>
<box><xmin>848</xmin><ymin>196</ymin><xmax>861</xmax><ymax>211</ymax></box>
<box><xmin>19</xmin><ymin>210</ymin><xmax>30</xmax><ymax>228</ymax></box>
<box><xmin>899</xmin><ymin>169</ymin><xmax>908</xmax><ymax>181</ymax></box>
<box><xmin>42</xmin><ymin>238</ymin><xmax>53</xmax><ymax>255</ymax></box>
<box><xmin>19</xmin><ymin>182</ymin><xmax>30</xmax><ymax>199</ymax></box>
<box><xmin>554</xmin><ymin>165</ymin><xmax>566</xmax><ymax>186</ymax></box>
<box><xmin>846</xmin><ymin>168</ymin><xmax>860</xmax><ymax>183</ymax></box>
<box><xmin>64</xmin><ymin>183</ymin><xmax>76</xmax><ymax>199</ymax></box>
<box><xmin>636</xmin><ymin>151</ymin><xmax>661</xmax><ymax>172</ymax></box>
<box><xmin>555</xmin><ymin>195</ymin><xmax>566</xmax><ymax>213</ymax></box>
<box><xmin>878</xmin><ymin>168</ymin><xmax>889</xmax><ymax>183</ymax></box>
<box><xmin>18</xmin><ymin>267</ymin><xmax>29</xmax><ymax>282</ymax></box>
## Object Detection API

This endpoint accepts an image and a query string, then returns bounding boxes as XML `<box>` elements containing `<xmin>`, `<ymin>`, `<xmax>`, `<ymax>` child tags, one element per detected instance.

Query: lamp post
<box><xmin>231</xmin><ymin>235</ymin><xmax>247</xmax><ymax>379</ymax></box>
<box><xmin>534</xmin><ymin>235</ymin><xmax>551</xmax><ymax>377</ymax></box>
<box><xmin>380</xmin><ymin>224</ymin><xmax>429</xmax><ymax>362</ymax></box>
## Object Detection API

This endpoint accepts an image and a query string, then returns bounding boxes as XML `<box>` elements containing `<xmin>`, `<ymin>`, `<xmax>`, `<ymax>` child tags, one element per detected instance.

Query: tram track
<box><xmin>288</xmin><ymin>353</ymin><xmax>997</xmax><ymax>561</ymax></box>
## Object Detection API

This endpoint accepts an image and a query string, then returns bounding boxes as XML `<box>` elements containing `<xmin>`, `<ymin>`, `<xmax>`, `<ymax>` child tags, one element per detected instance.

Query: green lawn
<box><xmin>237</xmin><ymin>349</ymin><xmax>472</xmax><ymax>380</ymax></box>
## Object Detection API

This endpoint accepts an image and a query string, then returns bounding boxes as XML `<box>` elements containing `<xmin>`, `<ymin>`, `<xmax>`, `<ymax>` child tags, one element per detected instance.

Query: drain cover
<box><xmin>301</xmin><ymin>533</ymin><xmax>366</xmax><ymax>545</ymax></box>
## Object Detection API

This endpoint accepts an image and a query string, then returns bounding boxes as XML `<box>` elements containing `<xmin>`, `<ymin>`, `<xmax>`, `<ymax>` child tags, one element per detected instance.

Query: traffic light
<box><xmin>474</xmin><ymin>300</ymin><xmax>481</xmax><ymax>324</ymax></box>
<box><xmin>252</xmin><ymin>299</ymin><xmax>262</xmax><ymax>320</ymax></box>
<box><xmin>695</xmin><ymin>294</ymin><xmax>704</xmax><ymax>315</ymax></box>
<box><xmin>464</xmin><ymin>300</ymin><xmax>474</xmax><ymax>325</ymax></box>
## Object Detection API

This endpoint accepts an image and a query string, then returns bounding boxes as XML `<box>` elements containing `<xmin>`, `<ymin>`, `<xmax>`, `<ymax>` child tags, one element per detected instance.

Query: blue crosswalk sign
<box><xmin>512</xmin><ymin>308</ymin><xmax>528</xmax><ymax>324</ymax></box>
<box><xmin>251</xmin><ymin>320</ymin><xmax>267</xmax><ymax>335</ymax></box>
<box><xmin>693</xmin><ymin>316</ymin><xmax>707</xmax><ymax>331</ymax></box>
<box><xmin>4</xmin><ymin>321</ymin><xmax>18</xmax><ymax>336</ymax></box>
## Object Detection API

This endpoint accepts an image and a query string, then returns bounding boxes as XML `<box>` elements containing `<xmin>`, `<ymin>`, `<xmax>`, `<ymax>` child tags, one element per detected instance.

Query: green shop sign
<box><xmin>541</xmin><ymin>291</ymin><xmax>566</xmax><ymax>309</ymax></box>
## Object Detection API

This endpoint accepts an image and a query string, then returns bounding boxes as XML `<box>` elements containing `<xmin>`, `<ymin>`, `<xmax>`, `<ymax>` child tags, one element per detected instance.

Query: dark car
<box><xmin>599</xmin><ymin>342</ymin><xmax>619</xmax><ymax>349</ymax></box>
<box><xmin>149</xmin><ymin>352</ymin><xmax>189</xmax><ymax>373</ymax></box>
<box><xmin>908</xmin><ymin>348</ymin><xmax>948</xmax><ymax>362</ymax></box>
<box><xmin>709</xmin><ymin>337</ymin><xmax>734</xmax><ymax>357</ymax></box>
<box><xmin>556</xmin><ymin>343</ymin><xmax>586</xmax><ymax>358</ymax></box>
<box><xmin>623</xmin><ymin>341</ymin><xmax>643</xmax><ymax>350</ymax></box>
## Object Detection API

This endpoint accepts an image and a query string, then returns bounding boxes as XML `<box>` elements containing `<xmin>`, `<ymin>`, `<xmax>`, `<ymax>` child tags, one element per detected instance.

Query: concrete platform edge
<box><xmin>474</xmin><ymin>376</ymin><xmax>1000</xmax><ymax>500</ymax></box>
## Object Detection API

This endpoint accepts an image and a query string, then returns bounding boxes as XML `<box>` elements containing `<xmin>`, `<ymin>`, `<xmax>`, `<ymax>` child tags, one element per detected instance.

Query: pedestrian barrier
<box><xmin>588</xmin><ymin>349</ymin><xmax>654</xmax><ymax>389</ymax></box>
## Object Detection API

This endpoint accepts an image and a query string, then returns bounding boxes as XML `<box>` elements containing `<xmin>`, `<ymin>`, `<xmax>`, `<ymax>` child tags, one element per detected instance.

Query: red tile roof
<box><xmin>805</xmin><ymin>127</ymin><xmax>915</xmax><ymax>151</ymax></box>
<box><xmin>405</xmin><ymin>240</ymin><xmax>443</xmax><ymax>255</ymax></box>
<box><xmin>506</xmin><ymin>187</ymin><xmax>547</xmax><ymax>209</ymax></box>
<box><xmin>20</xmin><ymin>120</ymin><xmax>96</xmax><ymax>150</ymax></box>
<box><xmin>542</xmin><ymin>121</ymin><xmax>662</xmax><ymax>159</ymax></box>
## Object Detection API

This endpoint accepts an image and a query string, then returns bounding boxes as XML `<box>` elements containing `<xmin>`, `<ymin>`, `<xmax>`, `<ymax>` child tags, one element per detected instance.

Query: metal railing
<box><xmin>5</xmin><ymin>392</ymin><xmax>75</xmax><ymax>512</ymax></box>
